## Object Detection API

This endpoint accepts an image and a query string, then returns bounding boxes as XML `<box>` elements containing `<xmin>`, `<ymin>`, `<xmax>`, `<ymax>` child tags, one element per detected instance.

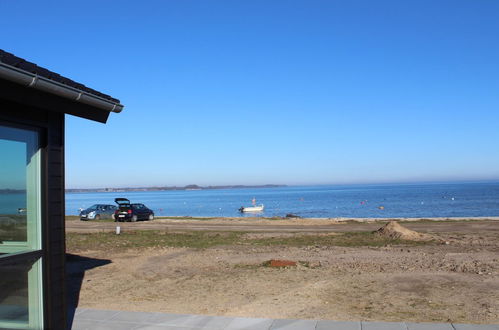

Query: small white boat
<box><xmin>239</xmin><ymin>204</ymin><xmax>264</xmax><ymax>212</ymax></box>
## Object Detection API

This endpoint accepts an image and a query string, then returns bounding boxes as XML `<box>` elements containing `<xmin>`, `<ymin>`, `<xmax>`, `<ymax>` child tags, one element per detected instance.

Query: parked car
<box><xmin>80</xmin><ymin>204</ymin><xmax>117</xmax><ymax>220</ymax></box>
<box><xmin>114</xmin><ymin>198</ymin><xmax>154</xmax><ymax>222</ymax></box>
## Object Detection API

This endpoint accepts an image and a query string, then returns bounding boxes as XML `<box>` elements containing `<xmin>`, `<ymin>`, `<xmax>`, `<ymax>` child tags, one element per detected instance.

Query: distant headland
<box><xmin>65</xmin><ymin>184</ymin><xmax>286</xmax><ymax>193</ymax></box>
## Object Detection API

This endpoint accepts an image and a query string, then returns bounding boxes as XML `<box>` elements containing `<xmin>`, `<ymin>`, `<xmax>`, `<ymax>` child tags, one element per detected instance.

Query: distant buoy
<box><xmin>378</xmin><ymin>206</ymin><xmax>385</xmax><ymax>210</ymax></box>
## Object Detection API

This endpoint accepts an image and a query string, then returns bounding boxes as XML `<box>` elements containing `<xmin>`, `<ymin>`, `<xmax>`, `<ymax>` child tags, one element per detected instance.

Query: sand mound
<box><xmin>374</xmin><ymin>221</ymin><xmax>431</xmax><ymax>241</ymax></box>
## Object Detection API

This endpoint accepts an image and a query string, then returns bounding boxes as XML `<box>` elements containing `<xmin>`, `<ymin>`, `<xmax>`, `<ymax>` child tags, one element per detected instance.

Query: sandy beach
<box><xmin>66</xmin><ymin>217</ymin><xmax>499</xmax><ymax>324</ymax></box>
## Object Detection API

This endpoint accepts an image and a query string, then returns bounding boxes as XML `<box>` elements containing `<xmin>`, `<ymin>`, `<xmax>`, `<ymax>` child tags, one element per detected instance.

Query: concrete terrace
<box><xmin>72</xmin><ymin>308</ymin><xmax>499</xmax><ymax>330</ymax></box>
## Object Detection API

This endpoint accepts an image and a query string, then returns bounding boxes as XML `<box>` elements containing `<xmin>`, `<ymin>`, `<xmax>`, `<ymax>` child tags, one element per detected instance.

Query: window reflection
<box><xmin>0</xmin><ymin>126</ymin><xmax>39</xmax><ymax>251</ymax></box>
<box><xmin>0</xmin><ymin>124</ymin><xmax>43</xmax><ymax>328</ymax></box>
<box><xmin>0</xmin><ymin>214</ymin><xmax>27</xmax><ymax>243</ymax></box>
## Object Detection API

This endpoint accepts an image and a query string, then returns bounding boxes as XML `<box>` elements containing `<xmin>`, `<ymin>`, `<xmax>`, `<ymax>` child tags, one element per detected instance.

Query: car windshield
<box><xmin>86</xmin><ymin>205</ymin><xmax>100</xmax><ymax>210</ymax></box>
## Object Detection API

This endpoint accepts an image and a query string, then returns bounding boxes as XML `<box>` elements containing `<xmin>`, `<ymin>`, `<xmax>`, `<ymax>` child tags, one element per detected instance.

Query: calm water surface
<box><xmin>59</xmin><ymin>182</ymin><xmax>499</xmax><ymax>218</ymax></box>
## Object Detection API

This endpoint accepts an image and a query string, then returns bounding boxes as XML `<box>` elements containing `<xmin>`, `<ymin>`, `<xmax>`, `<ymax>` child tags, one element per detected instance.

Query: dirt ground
<box><xmin>66</xmin><ymin>219</ymin><xmax>499</xmax><ymax>324</ymax></box>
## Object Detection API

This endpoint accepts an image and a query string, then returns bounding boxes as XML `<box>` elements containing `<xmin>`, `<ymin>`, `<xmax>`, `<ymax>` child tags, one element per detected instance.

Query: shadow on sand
<box><xmin>66</xmin><ymin>254</ymin><xmax>111</xmax><ymax>328</ymax></box>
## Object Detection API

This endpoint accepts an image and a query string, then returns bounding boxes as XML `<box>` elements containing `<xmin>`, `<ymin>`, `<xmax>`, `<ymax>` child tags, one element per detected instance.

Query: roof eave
<box><xmin>0</xmin><ymin>62</ymin><xmax>124</xmax><ymax>115</ymax></box>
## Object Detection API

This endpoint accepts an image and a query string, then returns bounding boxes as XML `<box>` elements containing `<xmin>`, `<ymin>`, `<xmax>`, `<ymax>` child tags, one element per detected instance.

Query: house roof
<box><xmin>0</xmin><ymin>49</ymin><xmax>123</xmax><ymax>123</ymax></box>
<box><xmin>0</xmin><ymin>49</ymin><xmax>120</xmax><ymax>103</ymax></box>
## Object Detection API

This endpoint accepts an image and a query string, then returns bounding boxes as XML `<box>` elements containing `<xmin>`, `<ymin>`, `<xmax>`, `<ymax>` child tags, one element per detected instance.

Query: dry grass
<box><xmin>66</xmin><ymin>230</ymin><xmax>436</xmax><ymax>253</ymax></box>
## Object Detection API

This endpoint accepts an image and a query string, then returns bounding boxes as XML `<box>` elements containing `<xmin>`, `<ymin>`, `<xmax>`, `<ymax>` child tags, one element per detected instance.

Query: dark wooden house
<box><xmin>0</xmin><ymin>49</ymin><xmax>123</xmax><ymax>329</ymax></box>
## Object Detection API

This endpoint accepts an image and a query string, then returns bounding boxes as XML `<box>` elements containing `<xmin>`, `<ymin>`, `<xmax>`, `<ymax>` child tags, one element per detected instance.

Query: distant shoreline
<box><xmin>65</xmin><ymin>184</ymin><xmax>286</xmax><ymax>193</ymax></box>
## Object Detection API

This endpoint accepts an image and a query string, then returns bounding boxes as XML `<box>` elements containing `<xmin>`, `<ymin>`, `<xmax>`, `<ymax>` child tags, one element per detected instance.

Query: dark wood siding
<box><xmin>44</xmin><ymin>111</ymin><xmax>66</xmax><ymax>329</ymax></box>
<box><xmin>0</xmin><ymin>98</ymin><xmax>67</xmax><ymax>329</ymax></box>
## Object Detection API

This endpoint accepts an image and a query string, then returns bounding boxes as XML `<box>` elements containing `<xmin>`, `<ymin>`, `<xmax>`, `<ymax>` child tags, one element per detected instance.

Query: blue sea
<box><xmin>60</xmin><ymin>182</ymin><xmax>499</xmax><ymax>218</ymax></box>
<box><xmin>2</xmin><ymin>182</ymin><xmax>499</xmax><ymax>218</ymax></box>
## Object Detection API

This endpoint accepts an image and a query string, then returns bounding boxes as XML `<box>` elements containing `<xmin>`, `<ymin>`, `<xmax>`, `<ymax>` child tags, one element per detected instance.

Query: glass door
<box><xmin>0</xmin><ymin>124</ymin><xmax>43</xmax><ymax>329</ymax></box>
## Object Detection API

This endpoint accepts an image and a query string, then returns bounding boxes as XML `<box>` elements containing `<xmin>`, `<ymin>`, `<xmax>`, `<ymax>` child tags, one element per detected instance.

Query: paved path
<box><xmin>72</xmin><ymin>308</ymin><xmax>499</xmax><ymax>330</ymax></box>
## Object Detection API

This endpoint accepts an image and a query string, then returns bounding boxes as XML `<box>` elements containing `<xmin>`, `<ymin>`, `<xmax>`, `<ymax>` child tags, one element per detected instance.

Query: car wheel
<box><xmin>94</xmin><ymin>214</ymin><xmax>101</xmax><ymax>220</ymax></box>
<box><xmin>131</xmin><ymin>215</ymin><xmax>138</xmax><ymax>222</ymax></box>
<box><xmin>148</xmin><ymin>214</ymin><xmax>154</xmax><ymax>221</ymax></box>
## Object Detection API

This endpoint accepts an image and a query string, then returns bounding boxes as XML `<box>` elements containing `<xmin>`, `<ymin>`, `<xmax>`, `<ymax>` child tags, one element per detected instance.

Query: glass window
<box><xmin>0</xmin><ymin>124</ymin><xmax>43</xmax><ymax>329</ymax></box>
<box><xmin>0</xmin><ymin>125</ymin><xmax>41</xmax><ymax>253</ymax></box>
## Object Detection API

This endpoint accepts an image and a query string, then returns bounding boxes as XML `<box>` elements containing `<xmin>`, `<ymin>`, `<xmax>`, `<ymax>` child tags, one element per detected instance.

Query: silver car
<box><xmin>79</xmin><ymin>204</ymin><xmax>117</xmax><ymax>220</ymax></box>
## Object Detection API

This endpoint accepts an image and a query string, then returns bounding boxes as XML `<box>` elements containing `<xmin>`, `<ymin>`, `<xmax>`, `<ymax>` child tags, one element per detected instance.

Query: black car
<box><xmin>114</xmin><ymin>198</ymin><xmax>154</xmax><ymax>222</ymax></box>
<box><xmin>80</xmin><ymin>204</ymin><xmax>117</xmax><ymax>220</ymax></box>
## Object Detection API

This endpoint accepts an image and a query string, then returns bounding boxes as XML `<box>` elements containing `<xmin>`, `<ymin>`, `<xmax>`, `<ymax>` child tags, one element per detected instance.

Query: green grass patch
<box><xmin>66</xmin><ymin>230</ymin><xmax>435</xmax><ymax>253</ymax></box>
<box><xmin>66</xmin><ymin>230</ymin><xmax>244</xmax><ymax>252</ymax></box>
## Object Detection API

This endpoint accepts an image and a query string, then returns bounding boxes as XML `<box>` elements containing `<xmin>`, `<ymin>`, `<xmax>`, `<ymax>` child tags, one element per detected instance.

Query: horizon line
<box><xmin>63</xmin><ymin>178</ymin><xmax>499</xmax><ymax>191</ymax></box>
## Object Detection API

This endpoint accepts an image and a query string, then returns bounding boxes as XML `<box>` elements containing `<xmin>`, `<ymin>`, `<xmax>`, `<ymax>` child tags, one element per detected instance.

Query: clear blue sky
<box><xmin>2</xmin><ymin>1</ymin><xmax>499</xmax><ymax>188</ymax></box>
